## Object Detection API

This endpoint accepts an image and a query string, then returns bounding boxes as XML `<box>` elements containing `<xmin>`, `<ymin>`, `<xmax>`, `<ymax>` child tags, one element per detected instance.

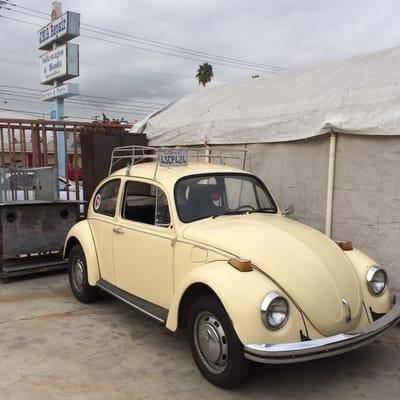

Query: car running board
<box><xmin>96</xmin><ymin>279</ymin><xmax>168</xmax><ymax>324</ymax></box>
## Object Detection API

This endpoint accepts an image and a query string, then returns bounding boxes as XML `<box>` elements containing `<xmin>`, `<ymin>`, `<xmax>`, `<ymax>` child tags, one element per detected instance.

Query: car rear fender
<box><xmin>64</xmin><ymin>220</ymin><xmax>100</xmax><ymax>286</ymax></box>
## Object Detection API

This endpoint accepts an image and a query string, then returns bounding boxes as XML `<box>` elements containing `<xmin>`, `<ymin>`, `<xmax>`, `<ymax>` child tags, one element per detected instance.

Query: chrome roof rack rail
<box><xmin>108</xmin><ymin>145</ymin><xmax>251</xmax><ymax>177</ymax></box>
<box><xmin>108</xmin><ymin>145</ymin><xmax>158</xmax><ymax>175</ymax></box>
<box><xmin>185</xmin><ymin>146</ymin><xmax>251</xmax><ymax>170</ymax></box>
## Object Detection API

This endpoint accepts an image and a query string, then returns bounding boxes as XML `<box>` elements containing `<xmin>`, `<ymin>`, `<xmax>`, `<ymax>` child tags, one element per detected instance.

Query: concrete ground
<box><xmin>1</xmin><ymin>272</ymin><xmax>399</xmax><ymax>400</ymax></box>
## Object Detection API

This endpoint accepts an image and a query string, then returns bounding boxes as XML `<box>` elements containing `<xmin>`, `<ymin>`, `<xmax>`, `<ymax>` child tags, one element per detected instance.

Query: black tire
<box><xmin>68</xmin><ymin>243</ymin><xmax>99</xmax><ymax>303</ymax></box>
<box><xmin>188</xmin><ymin>294</ymin><xmax>250</xmax><ymax>388</ymax></box>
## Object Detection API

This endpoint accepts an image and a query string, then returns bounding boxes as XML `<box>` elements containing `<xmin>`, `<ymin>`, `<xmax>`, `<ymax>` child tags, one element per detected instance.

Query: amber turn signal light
<box><xmin>337</xmin><ymin>241</ymin><xmax>354</xmax><ymax>251</ymax></box>
<box><xmin>228</xmin><ymin>258</ymin><xmax>253</xmax><ymax>272</ymax></box>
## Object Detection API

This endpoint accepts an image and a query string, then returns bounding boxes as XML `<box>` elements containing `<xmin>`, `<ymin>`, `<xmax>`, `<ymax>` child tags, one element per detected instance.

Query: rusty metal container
<box><xmin>0</xmin><ymin>200</ymin><xmax>80</xmax><ymax>279</ymax></box>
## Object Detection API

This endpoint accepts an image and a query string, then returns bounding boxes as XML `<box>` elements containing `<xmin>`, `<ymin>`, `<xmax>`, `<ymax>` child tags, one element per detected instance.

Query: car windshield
<box><xmin>175</xmin><ymin>173</ymin><xmax>277</xmax><ymax>223</ymax></box>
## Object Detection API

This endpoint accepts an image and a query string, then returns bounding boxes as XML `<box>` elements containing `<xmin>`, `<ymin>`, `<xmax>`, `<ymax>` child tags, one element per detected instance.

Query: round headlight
<box><xmin>261</xmin><ymin>292</ymin><xmax>289</xmax><ymax>330</ymax></box>
<box><xmin>366</xmin><ymin>266</ymin><xmax>388</xmax><ymax>296</ymax></box>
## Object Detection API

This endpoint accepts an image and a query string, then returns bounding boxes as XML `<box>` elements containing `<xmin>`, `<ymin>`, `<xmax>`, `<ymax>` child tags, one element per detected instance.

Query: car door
<box><xmin>112</xmin><ymin>179</ymin><xmax>174</xmax><ymax>309</ymax></box>
<box><xmin>88</xmin><ymin>178</ymin><xmax>121</xmax><ymax>284</ymax></box>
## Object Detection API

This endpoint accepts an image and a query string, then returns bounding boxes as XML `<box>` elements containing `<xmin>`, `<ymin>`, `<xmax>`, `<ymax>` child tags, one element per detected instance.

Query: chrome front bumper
<box><xmin>244</xmin><ymin>296</ymin><xmax>400</xmax><ymax>364</ymax></box>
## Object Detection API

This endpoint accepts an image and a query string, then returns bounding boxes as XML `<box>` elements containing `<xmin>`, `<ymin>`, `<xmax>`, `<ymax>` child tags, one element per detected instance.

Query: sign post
<box><xmin>38</xmin><ymin>2</ymin><xmax>80</xmax><ymax>178</ymax></box>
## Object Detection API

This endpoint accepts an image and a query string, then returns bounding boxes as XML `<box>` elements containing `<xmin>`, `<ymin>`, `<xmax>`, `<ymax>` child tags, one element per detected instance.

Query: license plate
<box><xmin>159</xmin><ymin>149</ymin><xmax>188</xmax><ymax>166</ymax></box>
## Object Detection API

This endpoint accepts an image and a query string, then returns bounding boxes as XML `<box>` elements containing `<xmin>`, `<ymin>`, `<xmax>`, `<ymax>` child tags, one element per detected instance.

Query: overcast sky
<box><xmin>1</xmin><ymin>0</ymin><xmax>400</xmax><ymax>122</ymax></box>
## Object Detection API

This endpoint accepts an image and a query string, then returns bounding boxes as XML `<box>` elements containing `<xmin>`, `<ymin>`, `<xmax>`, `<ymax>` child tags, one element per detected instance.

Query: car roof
<box><xmin>110</xmin><ymin>161</ymin><xmax>251</xmax><ymax>187</ymax></box>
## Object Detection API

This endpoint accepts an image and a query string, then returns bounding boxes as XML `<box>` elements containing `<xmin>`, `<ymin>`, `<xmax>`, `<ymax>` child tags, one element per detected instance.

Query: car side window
<box><xmin>93</xmin><ymin>179</ymin><xmax>121</xmax><ymax>217</ymax></box>
<box><xmin>122</xmin><ymin>181</ymin><xmax>170</xmax><ymax>227</ymax></box>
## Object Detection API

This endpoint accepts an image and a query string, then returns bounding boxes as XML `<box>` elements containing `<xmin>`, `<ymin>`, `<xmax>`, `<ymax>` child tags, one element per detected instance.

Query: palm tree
<box><xmin>196</xmin><ymin>62</ymin><xmax>213</xmax><ymax>87</ymax></box>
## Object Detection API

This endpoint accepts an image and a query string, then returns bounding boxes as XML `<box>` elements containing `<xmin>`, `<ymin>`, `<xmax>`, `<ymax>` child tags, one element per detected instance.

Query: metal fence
<box><xmin>0</xmin><ymin>118</ymin><xmax>132</xmax><ymax>203</ymax></box>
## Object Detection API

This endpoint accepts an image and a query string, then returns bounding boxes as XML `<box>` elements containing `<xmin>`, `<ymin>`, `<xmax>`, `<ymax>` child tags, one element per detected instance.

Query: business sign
<box><xmin>40</xmin><ymin>43</ymin><xmax>79</xmax><ymax>85</ymax></box>
<box><xmin>38</xmin><ymin>11</ymin><xmax>80</xmax><ymax>51</ymax></box>
<box><xmin>41</xmin><ymin>83</ymin><xmax>79</xmax><ymax>102</ymax></box>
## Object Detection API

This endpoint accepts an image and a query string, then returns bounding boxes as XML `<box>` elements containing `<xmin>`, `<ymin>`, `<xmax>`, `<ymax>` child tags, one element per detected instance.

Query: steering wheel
<box><xmin>235</xmin><ymin>204</ymin><xmax>256</xmax><ymax>212</ymax></box>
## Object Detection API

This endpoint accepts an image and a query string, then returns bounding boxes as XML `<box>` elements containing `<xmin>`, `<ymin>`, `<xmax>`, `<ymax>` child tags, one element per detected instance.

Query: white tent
<box><xmin>133</xmin><ymin>46</ymin><xmax>400</xmax><ymax>290</ymax></box>
<box><xmin>133</xmin><ymin>46</ymin><xmax>400</xmax><ymax>145</ymax></box>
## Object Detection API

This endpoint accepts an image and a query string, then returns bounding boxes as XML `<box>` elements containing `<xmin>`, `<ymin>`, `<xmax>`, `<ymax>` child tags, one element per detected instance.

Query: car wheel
<box><xmin>68</xmin><ymin>243</ymin><xmax>99</xmax><ymax>303</ymax></box>
<box><xmin>188</xmin><ymin>294</ymin><xmax>250</xmax><ymax>388</ymax></box>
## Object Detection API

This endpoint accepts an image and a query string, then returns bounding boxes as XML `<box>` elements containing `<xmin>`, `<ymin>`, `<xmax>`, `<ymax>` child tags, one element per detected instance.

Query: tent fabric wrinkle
<box><xmin>132</xmin><ymin>46</ymin><xmax>400</xmax><ymax>145</ymax></box>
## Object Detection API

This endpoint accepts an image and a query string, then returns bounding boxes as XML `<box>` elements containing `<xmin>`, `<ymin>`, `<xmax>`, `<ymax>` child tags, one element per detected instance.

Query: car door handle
<box><xmin>113</xmin><ymin>226</ymin><xmax>125</xmax><ymax>235</ymax></box>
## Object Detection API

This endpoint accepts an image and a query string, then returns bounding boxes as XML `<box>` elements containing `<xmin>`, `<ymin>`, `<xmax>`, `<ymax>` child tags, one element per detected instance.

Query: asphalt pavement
<box><xmin>1</xmin><ymin>272</ymin><xmax>399</xmax><ymax>400</ymax></box>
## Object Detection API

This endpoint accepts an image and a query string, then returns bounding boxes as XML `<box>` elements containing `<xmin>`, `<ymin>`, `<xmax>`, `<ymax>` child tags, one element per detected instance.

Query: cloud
<box><xmin>1</xmin><ymin>0</ymin><xmax>400</xmax><ymax>121</ymax></box>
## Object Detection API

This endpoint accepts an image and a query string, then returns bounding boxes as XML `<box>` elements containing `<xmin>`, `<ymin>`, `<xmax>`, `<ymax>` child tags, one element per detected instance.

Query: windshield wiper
<box><xmin>212</xmin><ymin>208</ymin><xmax>276</xmax><ymax>219</ymax></box>
<box><xmin>212</xmin><ymin>210</ymin><xmax>248</xmax><ymax>219</ymax></box>
<box><xmin>250</xmin><ymin>207</ymin><xmax>276</xmax><ymax>213</ymax></box>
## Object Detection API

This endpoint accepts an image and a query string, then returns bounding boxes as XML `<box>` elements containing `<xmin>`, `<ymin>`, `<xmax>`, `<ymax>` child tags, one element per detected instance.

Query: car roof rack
<box><xmin>108</xmin><ymin>145</ymin><xmax>251</xmax><ymax>177</ymax></box>
<box><xmin>108</xmin><ymin>145</ymin><xmax>158</xmax><ymax>175</ymax></box>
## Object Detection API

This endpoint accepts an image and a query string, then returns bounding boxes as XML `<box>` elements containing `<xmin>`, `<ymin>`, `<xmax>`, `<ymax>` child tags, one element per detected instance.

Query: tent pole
<box><xmin>205</xmin><ymin>144</ymin><xmax>210</xmax><ymax>163</ymax></box>
<box><xmin>325</xmin><ymin>130</ymin><xmax>337</xmax><ymax>237</ymax></box>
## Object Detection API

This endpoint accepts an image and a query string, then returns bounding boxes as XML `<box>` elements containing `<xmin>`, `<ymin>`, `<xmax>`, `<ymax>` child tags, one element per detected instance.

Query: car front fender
<box><xmin>344</xmin><ymin>249</ymin><xmax>392</xmax><ymax>315</ymax></box>
<box><xmin>64</xmin><ymin>220</ymin><xmax>100</xmax><ymax>286</ymax></box>
<box><xmin>166</xmin><ymin>260</ymin><xmax>306</xmax><ymax>345</ymax></box>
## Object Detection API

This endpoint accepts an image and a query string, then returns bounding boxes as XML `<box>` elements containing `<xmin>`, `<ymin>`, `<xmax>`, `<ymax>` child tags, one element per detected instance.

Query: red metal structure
<box><xmin>0</xmin><ymin>118</ymin><xmax>132</xmax><ymax>203</ymax></box>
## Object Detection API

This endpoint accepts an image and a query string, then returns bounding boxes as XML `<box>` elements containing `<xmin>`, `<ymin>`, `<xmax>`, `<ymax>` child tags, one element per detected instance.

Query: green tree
<box><xmin>196</xmin><ymin>62</ymin><xmax>214</xmax><ymax>87</ymax></box>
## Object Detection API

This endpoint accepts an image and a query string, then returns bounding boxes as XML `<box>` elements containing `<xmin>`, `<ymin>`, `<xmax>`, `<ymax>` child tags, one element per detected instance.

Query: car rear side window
<box><xmin>93</xmin><ymin>179</ymin><xmax>120</xmax><ymax>217</ymax></box>
<box><xmin>122</xmin><ymin>181</ymin><xmax>170</xmax><ymax>227</ymax></box>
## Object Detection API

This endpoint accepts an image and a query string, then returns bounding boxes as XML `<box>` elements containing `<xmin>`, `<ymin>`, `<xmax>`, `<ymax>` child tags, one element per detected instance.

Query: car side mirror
<box><xmin>282</xmin><ymin>204</ymin><xmax>294</xmax><ymax>217</ymax></box>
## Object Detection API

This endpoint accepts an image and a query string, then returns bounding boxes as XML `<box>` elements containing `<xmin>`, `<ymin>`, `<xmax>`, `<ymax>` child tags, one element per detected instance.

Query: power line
<box><xmin>0</xmin><ymin>2</ymin><xmax>290</xmax><ymax>119</ymax></box>
<box><xmin>0</xmin><ymin>106</ymin><xmax>130</xmax><ymax>121</ymax></box>
<box><xmin>77</xmin><ymin>93</ymin><xmax>165</xmax><ymax>107</ymax></box>
<box><xmin>3</xmin><ymin>2</ymin><xmax>288</xmax><ymax>73</ymax></box>
<box><xmin>0</xmin><ymin>85</ymin><xmax>166</xmax><ymax>107</ymax></box>
<box><xmin>2</xmin><ymin>53</ymin><xmax>189</xmax><ymax>88</ymax></box>
<box><xmin>0</xmin><ymin>106</ymin><xmax>46</xmax><ymax>117</ymax></box>
<box><xmin>2</xmin><ymin>2</ymin><xmax>48</xmax><ymax>17</ymax></box>
<box><xmin>85</xmin><ymin>24</ymin><xmax>288</xmax><ymax>71</ymax></box>
<box><xmin>1</xmin><ymin>11</ymin><xmax>277</xmax><ymax>73</ymax></box>
<box><xmin>8</xmin><ymin>2</ymin><xmax>288</xmax><ymax>71</ymax></box>
<box><xmin>0</xmin><ymin>13</ymin><xmax>41</xmax><ymax>26</ymax></box>
<box><xmin>0</xmin><ymin>88</ymin><xmax>154</xmax><ymax>110</ymax></box>
<box><xmin>0</xmin><ymin>84</ymin><xmax>40</xmax><ymax>92</ymax></box>
<box><xmin>81</xmin><ymin>26</ymin><xmax>287</xmax><ymax>72</ymax></box>
<box><xmin>0</xmin><ymin>5</ymin><xmax>45</xmax><ymax>20</ymax></box>
<box><xmin>81</xmin><ymin>33</ymin><xmax>273</xmax><ymax>74</ymax></box>
<box><xmin>0</xmin><ymin>12</ymin><xmax>285</xmax><ymax>80</ymax></box>
<box><xmin>0</xmin><ymin>89</ymin><xmax>159</xmax><ymax>112</ymax></box>
<box><xmin>0</xmin><ymin>98</ymin><xmax>153</xmax><ymax>120</ymax></box>
<box><xmin>69</xmin><ymin>98</ymin><xmax>157</xmax><ymax>112</ymax></box>
<box><xmin>0</xmin><ymin>96</ymin><xmax>148</xmax><ymax>118</ymax></box>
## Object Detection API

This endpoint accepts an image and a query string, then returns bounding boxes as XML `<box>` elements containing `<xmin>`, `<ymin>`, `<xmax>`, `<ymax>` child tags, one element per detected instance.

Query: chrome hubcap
<box><xmin>194</xmin><ymin>312</ymin><xmax>228</xmax><ymax>374</ymax></box>
<box><xmin>72</xmin><ymin>256</ymin><xmax>84</xmax><ymax>292</ymax></box>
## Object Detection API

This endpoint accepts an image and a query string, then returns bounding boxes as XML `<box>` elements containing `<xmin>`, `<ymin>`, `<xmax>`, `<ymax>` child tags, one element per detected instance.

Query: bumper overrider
<box><xmin>244</xmin><ymin>295</ymin><xmax>400</xmax><ymax>364</ymax></box>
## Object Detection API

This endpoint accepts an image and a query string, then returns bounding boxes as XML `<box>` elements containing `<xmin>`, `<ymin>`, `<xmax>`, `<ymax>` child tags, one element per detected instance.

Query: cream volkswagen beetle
<box><xmin>64</xmin><ymin>146</ymin><xmax>400</xmax><ymax>388</ymax></box>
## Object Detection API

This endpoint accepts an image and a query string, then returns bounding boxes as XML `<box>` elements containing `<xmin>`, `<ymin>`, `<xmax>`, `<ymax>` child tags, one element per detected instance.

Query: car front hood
<box><xmin>182</xmin><ymin>214</ymin><xmax>363</xmax><ymax>336</ymax></box>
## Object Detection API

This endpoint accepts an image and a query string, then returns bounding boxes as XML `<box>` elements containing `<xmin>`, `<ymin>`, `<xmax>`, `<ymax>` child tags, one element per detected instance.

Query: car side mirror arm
<box><xmin>282</xmin><ymin>204</ymin><xmax>294</xmax><ymax>217</ymax></box>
